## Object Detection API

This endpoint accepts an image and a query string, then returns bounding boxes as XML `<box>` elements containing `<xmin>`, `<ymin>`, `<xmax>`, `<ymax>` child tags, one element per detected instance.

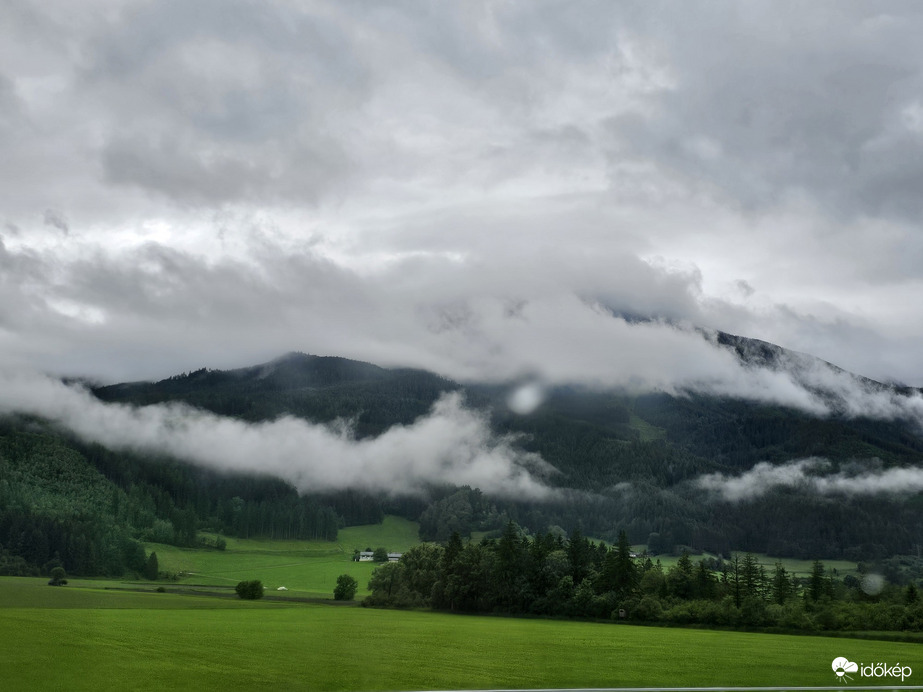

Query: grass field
<box><xmin>747</xmin><ymin>553</ymin><xmax>859</xmax><ymax>577</ymax></box>
<box><xmin>148</xmin><ymin>541</ymin><xmax>376</xmax><ymax>597</ymax></box>
<box><xmin>149</xmin><ymin>516</ymin><xmax>421</xmax><ymax>598</ymax></box>
<box><xmin>2</xmin><ymin>576</ymin><xmax>919</xmax><ymax>691</ymax></box>
<box><xmin>637</xmin><ymin>550</ymin><xmax>859</xmax><ymax>577</ymax></box>
<box><xmin>338</xmin><ymin>515</ymin><xmax>421</xmax><ymax>553</ymax></box>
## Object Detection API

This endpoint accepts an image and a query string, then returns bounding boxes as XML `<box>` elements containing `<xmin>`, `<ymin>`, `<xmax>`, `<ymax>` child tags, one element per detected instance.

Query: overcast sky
<box><xmin>3</xmin><ymin>0</ymin><xmax>923</xmax><ymax>390</ymax></box>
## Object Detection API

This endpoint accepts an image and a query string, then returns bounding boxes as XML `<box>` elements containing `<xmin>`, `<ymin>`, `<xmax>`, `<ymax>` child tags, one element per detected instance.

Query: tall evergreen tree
<box><xmin>600</xmin><ymin>530</ymin><xmax>637</xmax><ymax>598</ymax></box>
<box><xmin>727</xmin><ymin>554</ymin><xmax>743</xmax><ymax>608</ymax></box>
<box><xmin>667</xmin><ymin>551</ymin><xmax>694</xmax><ymax>599</ymax></box>
<box><xmin>808</xmin><ymin>560</ymin><xmax>828</xmax><ymax>602</ymax></box>
<box><xmin>566</xmin><ymin>528</ymin><xmax>592</xmax><ymax>586</ymax></box>
<box><xmin>144</xmin><ymin>551</ymin><xmax>159</xmax><ymax>581</ymax></box>
<box><xmin>693</xmin><ymin>560</ymin><xmax>716</xmax><ymax>600</ymax></box>
<box><xmin>494</xmin><ymin>522</ymin><xmax>525</xmax><ymax>610</ymax></box>
<box><xmin>741</xmin><ymin>553</ymin><xmax>762</xmax><ymax>600</ymax></box>
<box><xmin>771</xmin><ymin>563</ymin><xmax>791</xmax><ymax>605</ymax></box>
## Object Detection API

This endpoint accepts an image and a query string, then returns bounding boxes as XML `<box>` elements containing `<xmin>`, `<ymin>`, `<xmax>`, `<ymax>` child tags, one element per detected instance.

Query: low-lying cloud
<box><xmin>717</xmin><ymin>343</ymin><xmax>923</xmax><ymax>427</ymax></box>
<box><xmin>695</xmin><ymin>457</ymin><xmax>923</xmax><ymax>501</ymax></box>
<box><xmin>7</xmin><ymin>235</ymin><xmax>923</xmax><ymax>429</ymax></box>
<box><xmin>0</xmin><ymin>369</ymin><xmax>556</xmax><ymax>499</ymax></box>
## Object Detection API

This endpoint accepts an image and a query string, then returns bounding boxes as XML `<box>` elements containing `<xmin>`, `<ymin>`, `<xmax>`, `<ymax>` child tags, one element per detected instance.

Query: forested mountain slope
<box><xmin>3</xmin><ymin>336</ymin><xmax>923</xmax><ymax>578</ymax></box>
<box><xmin>94</xmin><ymin>352</ymin><xmax>457</xmax><ymax>436</ymax></box>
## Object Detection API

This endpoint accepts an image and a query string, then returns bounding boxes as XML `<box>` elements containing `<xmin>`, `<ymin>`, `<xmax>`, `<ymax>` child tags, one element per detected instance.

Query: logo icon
<box><xmin>833</xmin><ymin>657</ymin><xmax>858</xmax><ymax>683</ymax></box>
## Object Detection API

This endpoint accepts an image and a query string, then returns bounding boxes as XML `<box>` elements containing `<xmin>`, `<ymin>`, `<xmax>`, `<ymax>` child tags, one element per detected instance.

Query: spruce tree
<box><xmin>144</xmin><ymin>552</ymin><xmax>159</xmax><ymax>581</ymax></box>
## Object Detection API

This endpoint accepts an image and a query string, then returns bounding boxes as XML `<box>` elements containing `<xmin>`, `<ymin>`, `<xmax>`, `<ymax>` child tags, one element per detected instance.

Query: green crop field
<box><xmin>2</xmin><ymin>576</ymin><xmax>919</xmax><ymax>691</ymax></box>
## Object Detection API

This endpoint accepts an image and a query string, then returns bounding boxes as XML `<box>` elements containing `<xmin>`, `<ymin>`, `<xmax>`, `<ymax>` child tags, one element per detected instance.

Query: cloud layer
<box><xmin>695</xmin><ymin>457</ymin><xmax>923</xmax><ymax>501</ymax></box>
<box><xmin>0</xmin><ymin>369</ymin><xmax>555</xmax><ymax>498</ymax></box>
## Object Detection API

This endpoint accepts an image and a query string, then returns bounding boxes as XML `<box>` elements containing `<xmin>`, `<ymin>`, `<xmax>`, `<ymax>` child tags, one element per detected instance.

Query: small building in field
<box><xmin>356</xmin><ymin>550</ymin><xmax>403</xmax><ymax>562</ymax></box>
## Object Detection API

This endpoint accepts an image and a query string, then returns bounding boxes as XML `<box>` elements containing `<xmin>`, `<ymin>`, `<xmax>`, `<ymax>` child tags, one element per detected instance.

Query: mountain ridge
<box><xmin>2</xmin><ymin>332</ymin><xmax>923</xmax><ymax>580</ymax></box>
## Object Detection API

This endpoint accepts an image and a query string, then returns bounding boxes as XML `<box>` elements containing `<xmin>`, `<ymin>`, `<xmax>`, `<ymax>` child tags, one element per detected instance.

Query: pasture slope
<box><xmin>2</xmin><ymin>577</ymin><xmax>920</xmax><ymax>691</ymax></box>
<box><xmin>147</xmin><ymin>516</ymin><xmax>420</xmax><ymax>598</ymax></box>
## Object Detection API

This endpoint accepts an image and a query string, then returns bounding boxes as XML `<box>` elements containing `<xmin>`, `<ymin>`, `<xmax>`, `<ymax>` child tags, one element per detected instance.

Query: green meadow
<box><xmin>338</xmin><ymin>515</ymin><xmax>421</xmax><ymax>553</ymax></box>
<box><xmin>2</xmin><ymin>519</ymin><xmax>914</xmax><ymax>690</ymax></box>
<box><xmin>148</xmin><ymin>516</ymin><xmax>421</xmax><ymax>598</ymax></box>
<box><xmin>148</xmin><ymin>540</ymin><xmax>375</xmax><ymax>597</ymax></box>
<box><xmin>3</xmin><ymin>576</ymin><xmax>919</xmax><ymax>691</ymax></box>
<box><xmin>639</xmin><ymin>550</ymin><xmax>859</xmax><ymax>577</ymax></box>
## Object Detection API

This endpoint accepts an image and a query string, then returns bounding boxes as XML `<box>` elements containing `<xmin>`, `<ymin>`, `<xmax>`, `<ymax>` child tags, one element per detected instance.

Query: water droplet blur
<box><xmin>861</xmin><ymin>573</ymin><xmax>885</xmax><ymax>595</ymax></box>
<box><xmin>507</xmin><ymin>382</ymin><xmax>545</xmax><ymax>415</ymax></box>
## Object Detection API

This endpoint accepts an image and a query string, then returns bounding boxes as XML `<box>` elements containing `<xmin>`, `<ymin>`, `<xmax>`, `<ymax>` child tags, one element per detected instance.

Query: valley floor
<box><xmin>3</xmin><ymin>576</ymin><xmax>921</xmax><ymax>691</ymax></box>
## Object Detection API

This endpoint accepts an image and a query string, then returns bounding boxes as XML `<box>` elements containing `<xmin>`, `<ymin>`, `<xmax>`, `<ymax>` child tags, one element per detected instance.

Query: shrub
<box><xmin>48</xmin><ymin>566</ymin><xmax>68</xmax><ymax>586</ymax></box>
<box><xmin>634</xmin><ymin>595</ymin><xmax>664</xmax><ymax>621</ymax></box>
<box><xmin>235</xmin><ymin>580</ymin><xmax>264</xmax><ymax>600</ymax></box>
<box><xmin>334</xmin><ymin>574</ymin><xmax>358</xmax><ymax>601</ymax></box>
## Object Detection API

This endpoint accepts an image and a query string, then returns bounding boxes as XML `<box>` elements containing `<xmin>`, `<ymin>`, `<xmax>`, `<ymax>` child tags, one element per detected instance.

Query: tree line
<box><xmin>364</xmin><ymin>524</ymin><xmax>923</xmax><ymax>632</ymax></box>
